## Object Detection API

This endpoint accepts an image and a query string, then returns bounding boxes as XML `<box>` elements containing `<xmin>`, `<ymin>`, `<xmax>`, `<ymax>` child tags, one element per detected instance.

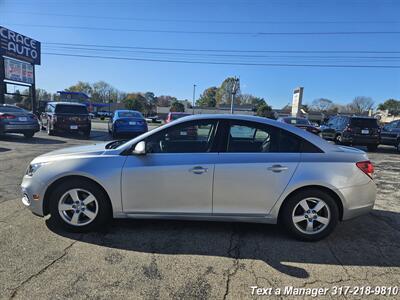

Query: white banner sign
<box><xmin>4</xmin><ymin>57</ymin><xmax>34</xmax><ymax>84</ymax></box>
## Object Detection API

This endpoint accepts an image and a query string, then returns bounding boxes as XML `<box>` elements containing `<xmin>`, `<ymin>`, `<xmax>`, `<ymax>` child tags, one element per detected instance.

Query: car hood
<box><xmin>31</xmin><ymin>143</ymin><xmax>108</xmax><ymax>164</ymax></box>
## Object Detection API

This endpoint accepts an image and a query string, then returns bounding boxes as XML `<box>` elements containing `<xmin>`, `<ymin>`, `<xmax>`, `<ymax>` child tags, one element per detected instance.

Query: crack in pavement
<box><xmin>223</xmin><ymin>225</ymin><xmax>242</xmax><ymax>300</ymax></box>
<box><xmin>9</xmin><ymin>239</ymin><xmax>80</xmax><ymax>299</ymax></box>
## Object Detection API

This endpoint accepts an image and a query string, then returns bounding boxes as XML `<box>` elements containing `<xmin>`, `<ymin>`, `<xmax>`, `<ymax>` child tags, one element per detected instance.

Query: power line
<box><xmin>6</xmin><ymin>23</ymin><xmax>400</xmax><ymax>36</ymax></box>
<box><xmin>43</xmin><ymin>45</ymin><xmax>400</xmax><ymax>60</ymax></box>
<box><xmin>42</xmin><ymin>52</ymin><xmax>400</xmax><ymax>68</ymax></box>
<box><xmin>8</xmin><ymin>11</ymin><xmax>400</xmax><ymax>25</ymax></box>
<box><xmin>44</xmin><ymin>42</ymin><xmax>400</xmax><ymax>54</ymax></box>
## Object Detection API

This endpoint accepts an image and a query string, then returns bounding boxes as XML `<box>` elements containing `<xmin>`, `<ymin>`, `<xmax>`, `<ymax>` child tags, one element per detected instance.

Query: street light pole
<box><xmin>230</xmin><ymin>77</ymin><xmax>240</xmax><ymax>114</ymax></box>
<box><xmin>192</xmin><ymin>84</ymin><xmax>196</xmax><ymax>115</ymax></box>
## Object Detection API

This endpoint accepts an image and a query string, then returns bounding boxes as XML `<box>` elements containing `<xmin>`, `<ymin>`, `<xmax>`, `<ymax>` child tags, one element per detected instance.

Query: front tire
<box><xmin>49</xmin><ymin>179</ymin><xmax>112</xmax><ymax>232</ymax></box>
<box><xmin>281</xmin><ymin>189</ymin><xmax>339</xmax><ymax>241</ymax></box>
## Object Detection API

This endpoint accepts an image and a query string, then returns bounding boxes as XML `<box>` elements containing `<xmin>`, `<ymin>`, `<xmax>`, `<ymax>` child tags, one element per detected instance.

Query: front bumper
<box><xmin>339</xmin><ymin>180</ymin><xmax>377</xmax><ymax>220</ymax></box>
<box><xmin>20</xmin><ymin>175</ymin><xmax>47</xmax><ymax>217</ymax></box>
<box><xmin>0</xmin><ymin>123</ymin><xmax>40</xmax><ymax>134</ymax></box>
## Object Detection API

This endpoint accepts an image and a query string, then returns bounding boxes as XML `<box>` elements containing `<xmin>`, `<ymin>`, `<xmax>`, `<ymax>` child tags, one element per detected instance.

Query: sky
<box><xmin>1</xmin><ymin>0</ymin><xmax>400</xmax><ymax>108</ymax></box>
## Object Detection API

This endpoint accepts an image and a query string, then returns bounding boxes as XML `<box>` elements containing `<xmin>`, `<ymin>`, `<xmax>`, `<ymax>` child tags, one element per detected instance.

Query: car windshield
<box><xmin>118</xmin><ymin>111</ymin><xmax>142</xmax><ymax>118</ymax></box>
<box><xmin>350</xmin><ymin>118</ymin><xmax>379</xmax><ymax>128</ymax></box>
<box><xmin>285</xmin><ymin>118</ymin><xmax>310</xmax><ymax>125</ymax></box>
<box><xmin>0</xmin><ymin>106</ymin><xmax>24</xmax><ymax>113</ymax></box>
<box><xmin>172</xmin><ymin>114</ymin><xmax>190</xmax><ymax>120</ymax></box>
<box><xmin>55</xmin><ymin>105</ymin><xmax>88</xmax><ymax>114</ymax></box>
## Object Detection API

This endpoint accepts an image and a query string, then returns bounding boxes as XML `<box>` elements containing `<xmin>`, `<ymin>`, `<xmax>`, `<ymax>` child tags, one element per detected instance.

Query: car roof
<box><xmin>120</xmin><ymin>114</ymin><xmax>338</xmax><ymax>153</ymax></box>
<box><xmin>47</xmin><ymin>102</ymin><xmax>86</xmax><ymax>106</ymax></box>
<box><xmin>115</xmin><ymin>110</ymin><xmax>141</xmax><ymax>113</ymax></box>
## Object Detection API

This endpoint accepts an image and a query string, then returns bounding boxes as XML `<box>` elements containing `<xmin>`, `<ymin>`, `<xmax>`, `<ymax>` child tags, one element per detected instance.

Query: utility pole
<box><xmin>230</xmin><ymin>77</ymin><xmax>240</xmax><ymax>114</ymax></box>
<box><xmin>192</xmin><ymin>84</ymin><xmax>196</xmax><ymax>114</ymax></box>
<box><xmin>0</xmin><ymin>57</ymin><xmax>5</xmax><ymax>105</ymax></box>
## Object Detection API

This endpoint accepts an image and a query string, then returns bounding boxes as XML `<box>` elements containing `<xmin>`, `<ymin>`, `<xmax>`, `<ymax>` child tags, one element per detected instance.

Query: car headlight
<box><xmin>26</xmin><ymin>162</ymin><xmax>50</xmax><ymax>176</ymax></box>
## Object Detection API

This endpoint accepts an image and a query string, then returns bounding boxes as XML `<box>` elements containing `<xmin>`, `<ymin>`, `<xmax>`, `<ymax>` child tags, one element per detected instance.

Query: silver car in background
<box><xmin>0</xmin><ymin>104</ymin><xmax>40</xmax><ymax>138</ymax></box>
<box><xmin>21</xmin><ymin>114</ymin><xmax>376</xmax><ymax>241</ymax></box>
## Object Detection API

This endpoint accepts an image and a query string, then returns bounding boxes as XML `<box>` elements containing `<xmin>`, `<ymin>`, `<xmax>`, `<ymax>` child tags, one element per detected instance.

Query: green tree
<box><xmin>216</xmin><ymin>77</ymin><xmax>240</xmax><ymax>106</ymax></box>
<box><xmin>197</xmin><ymin>87</ymin><xmax>218</xmax><ymax>107</ymax></box>
<box><xmin>378</xmin><ymin>99</ymin><xmax>400</xmax><ymax>115</ymax></box>
<box><xmin>123</xmin><ymin>93</ymin><xmax>147</xmax><ymax>112</ymax></box>
<box><xmin>170</xmin><ymin>101</ymin><xmax>185</xmax><ymax>112</ymax></box>
<box><xmin>65</xmin><ymin>81</ymin><xmax>93</xmax><ymax>96</ymax></box>
<box><xmin>256</xmin><ymin>103</ymin><xmax>274</xmax><ymax>119</ymax></box>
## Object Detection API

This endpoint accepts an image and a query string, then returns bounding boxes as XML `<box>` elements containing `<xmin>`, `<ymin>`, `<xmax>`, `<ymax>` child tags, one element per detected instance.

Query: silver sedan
<box><xmin>21</xmin><ymin>114</ymin><xmax>376</xmax><ymax>241</ymax></box>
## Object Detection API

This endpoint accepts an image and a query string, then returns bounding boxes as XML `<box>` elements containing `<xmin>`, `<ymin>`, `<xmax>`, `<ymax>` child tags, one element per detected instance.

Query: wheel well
<box><xmin>43</xmin><ymin>175</ymin><xmax>112</xmax><ymax>215</ymax></box>
<box><xmin>278</xmin><ymin>185</ymin><xmax>344</xmax><ymax>221</ymax></box>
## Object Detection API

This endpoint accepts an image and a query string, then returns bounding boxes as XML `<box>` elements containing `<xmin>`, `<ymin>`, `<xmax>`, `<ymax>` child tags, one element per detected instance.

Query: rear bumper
<box><xmin>0</xmin><ymin>123</ymin><xmax>40</xmax><ymax>134</ymax></box>
<box><xmin>54</xmin><ymin>123</ymin><xmax>91</xmax><ymax>132</ymax></box>
<box><xmin>115</xmin><ymin>126</ymin><xmax>147</xmax><ymax>134</ymax></box>
<box><xmin>339</xmin><ymin>180</ymin><xmax>377</xmax><ymax>220</ymax></box>
<box><xmin>342</xmin><ymin>134</ymin><xmax>379</xmax><ymax>145</ymax></box>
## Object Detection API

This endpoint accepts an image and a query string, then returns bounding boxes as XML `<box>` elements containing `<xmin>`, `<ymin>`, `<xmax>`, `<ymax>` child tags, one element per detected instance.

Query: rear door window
<box><xmin>226</xmin><ymin>121</ymin><xmax>322</xmax><ymax>153</ymax></box>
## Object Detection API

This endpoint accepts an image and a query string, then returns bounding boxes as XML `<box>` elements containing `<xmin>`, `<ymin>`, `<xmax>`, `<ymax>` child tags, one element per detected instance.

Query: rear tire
<box><xmin>112</xmin><ymin>130</ymin><xmax>118</xmax><ymax>139</ymax></box>
<box><xmin>24</xmin><ymin>131</ymin><xmax>34</xmax><ymax>138</ymax></box>
<box><xmin>396</xmin><ymin>140</ymin><xmax>400</xmax><ymax>153</ymax></box>
<box><xmin>49</xmin><ymin>179</ymin><xmax>112</xmax><ymax>232</ymax></box>
<box><xmin>281</xmin><ymin>189</ymin><xmax>339</xmax><ymax>241</ymax></box>
<box><xmin>334</xmin><ymin>134</ymin><xmax>342</xmax><ymax>144</ymax></box>
<box><xmin>367</xmin><ymin>145</ymin><xmax>378</xmax><ymax>152</ymax></box>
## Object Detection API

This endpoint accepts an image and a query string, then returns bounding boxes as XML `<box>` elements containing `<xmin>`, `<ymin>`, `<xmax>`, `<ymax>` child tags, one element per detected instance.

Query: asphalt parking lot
<box><xmin>0</xmin><ymin>122</ymin><xmax>399</xmax><ymax>299</ymax></box>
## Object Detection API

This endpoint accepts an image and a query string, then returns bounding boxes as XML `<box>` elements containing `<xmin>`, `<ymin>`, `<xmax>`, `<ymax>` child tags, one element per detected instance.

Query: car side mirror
<box><xmin>133</xmin><ymin>141</ymin><xmax>146</xmax><ymax>155</ymax></box>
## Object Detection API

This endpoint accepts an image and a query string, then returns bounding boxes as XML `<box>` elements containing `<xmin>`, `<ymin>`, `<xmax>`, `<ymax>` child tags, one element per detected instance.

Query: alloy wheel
<box><xmin>292</xmin><ymin>197</ymin><xmax>331</xmax><ymax>235</ymax></box>
<box><xmin>58</xmin><ymin>188</ymin><xmax>99</xmax><ymax>226</ymax></box>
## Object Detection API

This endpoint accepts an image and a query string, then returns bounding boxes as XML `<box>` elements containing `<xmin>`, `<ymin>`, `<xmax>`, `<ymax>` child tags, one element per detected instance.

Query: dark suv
<box><xmin>380</xmin><ymin>120</ymin><xmax>400</xmax><ymax>152</ymax></box>
<box><xmin>320</xmin><ymin>115</ymin><xmax>380</xmax><ymax>151</ymax></box>
<box><xmin>41</xmin><ymin>102</ymin><xmax>91</xmax><ymax>138</ymax></box>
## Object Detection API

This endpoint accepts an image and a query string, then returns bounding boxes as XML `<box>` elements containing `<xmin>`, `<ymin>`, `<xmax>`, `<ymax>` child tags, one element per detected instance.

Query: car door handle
<box><xmin>267</xmin><ymin>165</ymin><xmax>288</xmax><ymax>173</ymax></box>
<box><xmin>189</xmin><ymin>166</ymin><xmax>208</xmax><ymax>174</ymax></box>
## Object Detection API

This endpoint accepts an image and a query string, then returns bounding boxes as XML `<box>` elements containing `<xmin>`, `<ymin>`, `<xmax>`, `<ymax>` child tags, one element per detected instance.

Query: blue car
<box><xmin>108</xmin><ymin>110</ymin><xmax>148</xmax><ymax>139</ymax></box>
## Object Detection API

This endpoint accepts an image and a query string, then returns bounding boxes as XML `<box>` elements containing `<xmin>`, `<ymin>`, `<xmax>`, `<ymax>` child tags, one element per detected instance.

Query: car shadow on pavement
<box><xmin>0</xmin><ymin>134</ymin><xmax>66</xmax><ymax>144</ymax></box>
<box><xmin>46</xmin><ymin>209</ymin><xmax>400</xmax><ymax>279</ymax></box>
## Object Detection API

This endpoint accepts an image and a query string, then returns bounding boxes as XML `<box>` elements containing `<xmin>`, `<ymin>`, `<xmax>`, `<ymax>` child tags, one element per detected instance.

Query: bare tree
<box><xmin>311</xmin><ymin>98</ymin><xmax>334</xmax><ymax>112</ymax></box>
<box><xmin>349</xmin><ymin>96</ymin><xmax>374</xmax><ymax>114</ymax></box>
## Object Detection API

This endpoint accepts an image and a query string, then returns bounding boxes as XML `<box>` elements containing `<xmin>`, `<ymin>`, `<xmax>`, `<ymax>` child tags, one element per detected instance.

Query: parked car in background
<box><xmin>379</xmin><ymin>120</ymin><xmax>400</xmax><ymax>152</ymax></box>
<box><xmin>0</xmin><ymin>104</ymin><xmax>40</xmax><ymax>138</ymax></box>
<box><xmin>108</xmin><ymin>110</ymin><xmax>148</xmax><ymax>139</ymax></box>
<box><xmin>145</xmin><ymin>115</ymin><xmax>162</xmax><ymax>123</ymax></box>
<box><xmin>41</xmin><ymin>102</ymin><xmax>91</xmax><ymax>138</ymax></box>
<box><xmin>277</xmin><ymin>117</ymin><xmax>320</xmax><ymax>135</ymax></box>
<box><xmin>165</xmin><ymin>112</ymin><xmax>191</xmax><ymax>123</ymax></box>
<box><xmin>320</xmin><ymin>116</ymin><xmax>380</xmax><ymax>151</ymax></box>
<box><xmin>97</xmin><ymin>111</ymin><xmax>113</xmax><ymax>119</ymax></box>
<box><xmin>21</xmin><ymin>114</ymin><xmax>376</xmax><ymax>241</ymax></box>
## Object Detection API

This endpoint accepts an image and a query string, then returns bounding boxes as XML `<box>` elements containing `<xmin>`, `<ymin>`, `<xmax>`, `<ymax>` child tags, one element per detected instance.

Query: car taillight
<box><xmin>356</xmin><ymin>161</ymin><xmax>374</xmax><ymax>179</ymax></box>
<box><xmin>0</xmin><ymin>113</ymin><xmax>16</xmax><ymax>119</ymax></box>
